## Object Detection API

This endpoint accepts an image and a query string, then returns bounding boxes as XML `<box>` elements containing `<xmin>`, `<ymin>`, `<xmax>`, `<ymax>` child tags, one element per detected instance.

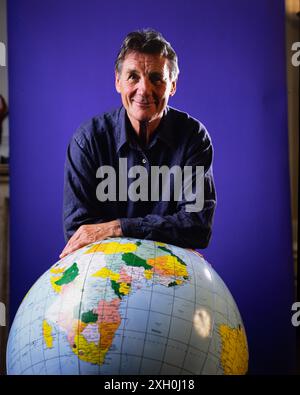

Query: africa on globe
<box><xmin>7</xmin><ymin>237</ymin><xmax>248</xmax><ymax>375</ymax></box>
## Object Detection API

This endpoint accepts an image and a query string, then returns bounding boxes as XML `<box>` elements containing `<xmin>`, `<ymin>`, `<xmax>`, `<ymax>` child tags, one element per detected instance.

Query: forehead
<box><xmin>121</xmin><ymin>51</ymin><xmax>170</xmax><ymax>73</ymax></box>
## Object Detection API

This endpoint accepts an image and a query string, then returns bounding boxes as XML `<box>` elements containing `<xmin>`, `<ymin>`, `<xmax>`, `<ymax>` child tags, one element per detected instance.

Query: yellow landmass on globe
<box><xmin>144</xmin><ymin>269</ymin><xmax>153</xmax><ymax>279</ymax></box>
<box><xmin>175</xmin><ymin>279</ymin><xmax>183</xmax><ymax>285</ymax></box>
<box><xmin>119</xmin><ymin>282</ymin><xmax>130</xmax><ymax>295</ymax></box>
<box><xmin>155</xmin><ymin>241</ymin><xmax>167</xmax><ymax>247</ymax></box>
<box><xmin>85</xmin><ymin>242</ymin><xmax>137</xmax><ymax>255</ymax></box>
<box><xmin>49</xmin><ymin>267</ymin><xmax>65</xmax><ymax>293</ymax></box>
<box><xmin>42</xmin><ymin>320</ymin><xmax>53</xmax><ymax>348</ymax></box>
<box><xmin>219</xmin><ymin>324</ymin><xmax>248</xmax><ymax>375</ymax></box>
<box><xmin>50</xmin><ymin>276</ymin><xmax>63</xmax><ymax>293</ymax></box>
<box><xmin>73</xmin><ymin>332</ymin><xmax>106</xmax><ymax>364</ymax></box>
<box><xmin>50</xmin><ymin>267</ymin><xmax>65</xmax><ymax>274</ymax></box>
<box><xmin>72</xmin><ymin>320</ymin><xmax>120</xmax><ymax>365</ymax></box>
<box><xmin>92</xmin><ymin>267</ymin><xmax>120</xmax><ymax>282</ymax></box>
<box><xmin>92</xmin><ymin>268</ymin><xmax>130</xmax><ymax>295</ymax></box>
<box><xmin>147</xmin><ymin>255</ymin><xmax>188</xmax><ymax>278</ymax></box>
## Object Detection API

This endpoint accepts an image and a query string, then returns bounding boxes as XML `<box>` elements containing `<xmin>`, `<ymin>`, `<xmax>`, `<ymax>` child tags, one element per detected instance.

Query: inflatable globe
<box><xmin>7</xmin><ymin>238</ymin><xmax>248</xmax><ymax>375</ymax></box>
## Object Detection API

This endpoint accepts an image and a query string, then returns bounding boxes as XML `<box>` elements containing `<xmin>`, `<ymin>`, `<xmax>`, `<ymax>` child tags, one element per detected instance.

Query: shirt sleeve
<box><xmin>119</xmin><ymin>126</ymin><xmax>217</xmax><ymax>249</ymax></box>
<box><xmin>63</xmin><ymin>129</ymin><xmax>104</xmax><ymax>241</ymax></box>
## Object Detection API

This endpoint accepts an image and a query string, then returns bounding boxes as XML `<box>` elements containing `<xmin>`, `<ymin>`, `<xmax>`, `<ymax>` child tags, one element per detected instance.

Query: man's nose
<box><xmin>136</xmin><ymin>77</ymin><xmax>151</xmax><ymax>95</ymax></box>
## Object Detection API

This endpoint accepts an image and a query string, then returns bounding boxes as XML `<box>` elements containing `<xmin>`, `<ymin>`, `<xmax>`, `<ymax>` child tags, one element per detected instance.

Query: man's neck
<box><xmin>139</xmin><ymin>121</ymin><xmax>148</xmax><ymax>149</ymax></box>
<box><xmin>127</xmin><ymin>115</ymin><xmax>162</xmax><ymax>146</ymax></box>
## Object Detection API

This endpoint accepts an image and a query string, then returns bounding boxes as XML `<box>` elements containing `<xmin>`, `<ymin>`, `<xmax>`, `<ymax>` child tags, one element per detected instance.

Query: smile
<box><xmin>132</xmin><ymin>100</ymin><xmax>155</xmax><ymax>107</ymax></box>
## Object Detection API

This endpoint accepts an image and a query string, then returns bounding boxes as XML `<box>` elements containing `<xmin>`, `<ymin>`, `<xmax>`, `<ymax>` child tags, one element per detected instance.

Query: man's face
<box><xmin>115</xmin><ymin>51</ymin><xmax>177</xmax><ymax>129</ymax></box>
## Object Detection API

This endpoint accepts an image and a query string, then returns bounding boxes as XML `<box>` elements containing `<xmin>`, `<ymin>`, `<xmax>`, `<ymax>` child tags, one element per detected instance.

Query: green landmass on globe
<box><xmin>7</xmin><ymin>238</ymin><xmax>248</xmax><ymax>375</ymax></box>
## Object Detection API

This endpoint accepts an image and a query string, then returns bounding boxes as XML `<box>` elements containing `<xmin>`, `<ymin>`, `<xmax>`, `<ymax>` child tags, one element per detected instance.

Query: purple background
<box><xmin>7</xmin><ymin>0</ymin><xmax>296</xmax><ymax>373</ymax></box>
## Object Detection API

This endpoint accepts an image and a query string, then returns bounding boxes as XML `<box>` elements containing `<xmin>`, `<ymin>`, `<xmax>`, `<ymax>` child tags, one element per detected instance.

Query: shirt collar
<box><xmin>116</xmin><ymin>106</ymin><xmax>128</xmax><ymax>153</ymax></box>
<box><xmin>153</xmin><ymin>106</ymin><xmax>175</xmax><ymax>149</ymax></box>
<box><xmin>116</xmin><ymin>106</ymin><xmax>175</xmax><ymax>153</ymax></box>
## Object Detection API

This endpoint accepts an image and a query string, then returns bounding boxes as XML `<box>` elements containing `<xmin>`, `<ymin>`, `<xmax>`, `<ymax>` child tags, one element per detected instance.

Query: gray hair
<box><xmin>115</xmin><ymin>29</ymin><xmax>179</xmax><ymax>81</ymax></box>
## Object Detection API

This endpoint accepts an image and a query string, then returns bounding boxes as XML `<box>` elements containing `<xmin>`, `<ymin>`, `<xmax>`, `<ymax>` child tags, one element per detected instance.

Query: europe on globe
<box><xmin>7</xmin><ymin>238</ymin><xmax>248</xmax><ymax>375</ymax></box>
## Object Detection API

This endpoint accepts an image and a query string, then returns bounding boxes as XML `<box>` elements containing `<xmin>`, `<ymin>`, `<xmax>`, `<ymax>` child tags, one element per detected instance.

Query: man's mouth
<box><xmin>132</xmin><ymin>99</ymin><xmax>156</xmax><ymax>107</ymax></box>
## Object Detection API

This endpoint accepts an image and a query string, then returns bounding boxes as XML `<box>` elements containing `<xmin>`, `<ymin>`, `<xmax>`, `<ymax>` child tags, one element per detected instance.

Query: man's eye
<box><xmin>150</xmin><ymin>75</ymin><xmax>163</xmax><ymax>85</ymax></box>
<box><xmin>128</xmin><ymin>74</ymin><xmax>139</xmax><ymax>81</ymax></box>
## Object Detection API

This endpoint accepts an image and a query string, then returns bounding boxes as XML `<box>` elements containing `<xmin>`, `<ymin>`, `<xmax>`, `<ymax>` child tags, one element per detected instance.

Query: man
<box><xmin>60</xmin><ymin>29</ymin><xmax>216</xmax><ymax>258</ymax></box>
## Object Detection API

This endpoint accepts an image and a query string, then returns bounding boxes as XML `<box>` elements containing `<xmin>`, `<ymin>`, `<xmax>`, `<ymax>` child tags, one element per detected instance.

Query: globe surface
<box><xmin>7</xmin><ymin>238</ymin><xmax>248</xmax><ymax>375</ymax></box>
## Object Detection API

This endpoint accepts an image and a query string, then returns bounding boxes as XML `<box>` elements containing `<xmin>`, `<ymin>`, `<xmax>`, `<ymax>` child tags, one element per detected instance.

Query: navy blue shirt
<box><xmin>63</xmin><ymin>106</ymin><xmax>216</xmax><ymax>248</ymax></box>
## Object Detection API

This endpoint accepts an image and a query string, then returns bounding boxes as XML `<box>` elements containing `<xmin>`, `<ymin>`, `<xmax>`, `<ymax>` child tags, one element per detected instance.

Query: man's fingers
<box><xmin>59</xmin><ymin>248</ymin><xmax>71</xmax><ymax>259</ymax></box>
<box><xmin>59</xmin><ymin>234</ymin><xmax>84</xmax><ymax>258</ymax></box>
<box><xmin>60</xmin><ymin>229</ymin><xmax>83</xmax><ymax>257</ymax></box>
<box><xmin>59</xmin><ymin>223</ymin><xmax>116</xmax><ymax>259</ymax></box>
<box><xmin>59</xmin><ymin>241</ymin><xmax>74</xmax><ymax>258</ymax></box>
<box><xmin>59</xmin><ymin>241</ymin><xmax>85</xmax><ymax>258</ymax></box>
<box><xmin>59</xmin><ymin>233</ymin><xmax>101</xmax><ymax>258</ymax></box>
<box><xmin>66</xmin><ymin>230</ymin><xmax>80</xmax><ymax>246</ymax></box>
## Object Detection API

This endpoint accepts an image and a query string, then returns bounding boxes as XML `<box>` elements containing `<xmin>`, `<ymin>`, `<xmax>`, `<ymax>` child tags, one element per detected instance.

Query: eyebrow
<box><xmin>126</xmin><ymin>69</ymin><xmax>164</xmax><ymax>77</ymax></box>
<box><xmin>126</xmin><ymin>68</ymin><xmax>139</xmax><ymax>75</ymax></box>
<box><xmin>149</xmin><ymin>71</ymin><xmax>164</xmax><ymax>77</ymax></box>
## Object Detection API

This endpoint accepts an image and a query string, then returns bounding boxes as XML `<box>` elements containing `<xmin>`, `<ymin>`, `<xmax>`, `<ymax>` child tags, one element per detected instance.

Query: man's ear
<box><xmin>115</xmin><ymin>72</ymin><xmax>121</xmax><ymax>93</ymax></box>
<box><xmin>170</xmin><ymin>80</ymin><xmax>177</xmax><ymax>97</ymax></box>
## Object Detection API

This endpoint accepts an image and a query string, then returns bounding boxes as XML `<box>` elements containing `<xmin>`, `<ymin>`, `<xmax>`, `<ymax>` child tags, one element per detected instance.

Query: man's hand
<box><xmin>59</xmin><ymin>220</ymin><xmax>122</xmax><ymax>259</ymax></box>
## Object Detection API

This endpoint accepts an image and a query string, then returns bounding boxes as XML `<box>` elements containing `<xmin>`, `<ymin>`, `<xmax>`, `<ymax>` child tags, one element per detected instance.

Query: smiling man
<box><xmin>115</xmin><ymin>50</ymin><xmax>176</xmax><ymax>146</ymax></box>
<box><xmin>60</xmin><ymin>29</ymin><xmax>216</xmax><ymax>258</ymax></box>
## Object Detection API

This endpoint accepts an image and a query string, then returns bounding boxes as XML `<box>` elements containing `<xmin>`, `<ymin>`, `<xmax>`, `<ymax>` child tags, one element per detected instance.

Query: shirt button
<box><xmin>142</xmin><ymin>158</ymin><xmax>147</xmax><ymax>164</ymax></box>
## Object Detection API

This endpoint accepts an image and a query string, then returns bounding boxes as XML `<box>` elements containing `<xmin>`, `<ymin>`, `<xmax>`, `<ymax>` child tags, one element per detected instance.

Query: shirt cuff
<box><xmin>119</xmin><ymin>217</ymin><xmax>145</xmax><ymax>239</ymax></box>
